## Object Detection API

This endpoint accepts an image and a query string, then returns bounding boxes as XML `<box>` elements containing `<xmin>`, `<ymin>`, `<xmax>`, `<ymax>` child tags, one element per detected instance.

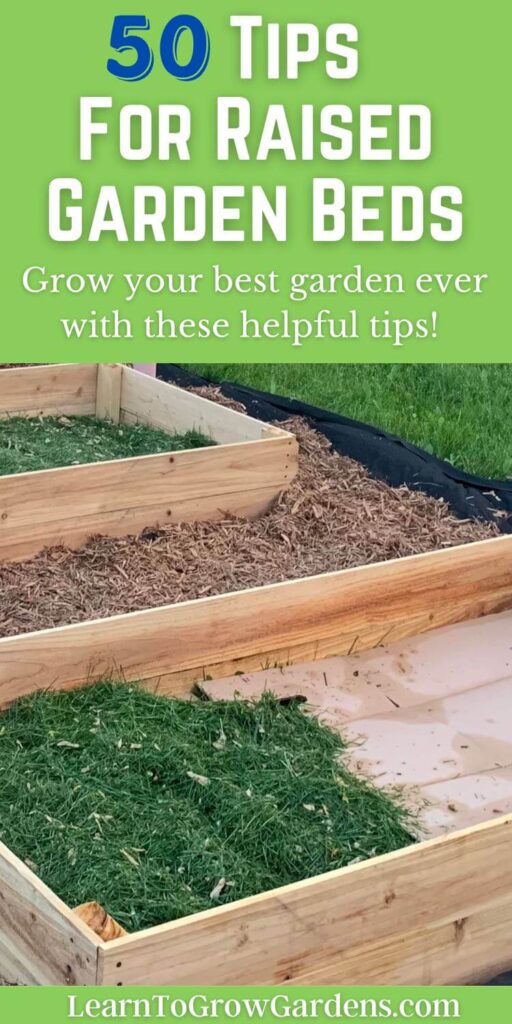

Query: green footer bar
<box><xmin>0</xmin><ymin>987</ymin><xmax>510</xmax><ymax>1024</ymax></box>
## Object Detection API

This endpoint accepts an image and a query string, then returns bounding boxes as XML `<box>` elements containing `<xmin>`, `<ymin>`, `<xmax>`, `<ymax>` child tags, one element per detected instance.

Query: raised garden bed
<box><xmin>0</xmin><ymin>381</ymin><xmax>511</xmax><ymax>985</ymax></box>
<box><xmin>0</xmin><ymin>417</ymin><xmax>499</xmax><ymax>638</ymax></box>
<box><xmin>0</xmin><ymin>547</ymin><xmax>511</xmax><ymax>985</ymax></box>
<box><xmin>0</xmin><ymin>364</ymin><xmax>297</xmax><ymax>560</ymax></box>
<box><xmin>0</xmin><ymin>408</ymin><xmax>508</xmax><ymax>730</ymax></box>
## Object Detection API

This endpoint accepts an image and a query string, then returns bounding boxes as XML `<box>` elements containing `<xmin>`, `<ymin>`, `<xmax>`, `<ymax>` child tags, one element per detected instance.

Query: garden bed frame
<box><xmin>0</xmin><ymin>363</ymin><xmax>297</xmax><ymax>560</ymax></box>
<box><xmin>1</xmin><ymin>532</ymin><xmax>512</xmax><ymax>985</ymax></box>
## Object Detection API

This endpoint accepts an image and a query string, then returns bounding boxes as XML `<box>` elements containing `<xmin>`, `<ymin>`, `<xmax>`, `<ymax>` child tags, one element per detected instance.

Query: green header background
<box><xmin>2</xmin><ymin>0</ymin><xmax>510</xmax><ymax>362</ymax></box>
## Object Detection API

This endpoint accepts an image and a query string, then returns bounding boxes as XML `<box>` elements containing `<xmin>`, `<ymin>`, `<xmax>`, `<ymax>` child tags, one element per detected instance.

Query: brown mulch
<box><xmin>0</xmin><ymin>415</ymin><xmax>498</xmax><ymax>639</ymax></box>
<box><xmin>188</xmin><ymin>385</ymin><xmax>248</xmax><ymax>414</ymax></box>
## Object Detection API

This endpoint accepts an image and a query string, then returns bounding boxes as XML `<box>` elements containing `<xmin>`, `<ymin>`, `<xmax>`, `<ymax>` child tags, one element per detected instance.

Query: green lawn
<box><xmin>184</xmin><ymin>365</ymin><xmax>512</xmax><ymax>479</ymax></box>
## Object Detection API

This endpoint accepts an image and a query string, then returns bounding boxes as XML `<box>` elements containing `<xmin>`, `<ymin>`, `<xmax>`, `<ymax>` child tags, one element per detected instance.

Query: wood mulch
<box><xmin>188</xmin><ymin>385</ymin><xmax>248</xmax><ymax>414</ymax></box>
<box><xmin>0</xmin><ymin>409</ymin><xmax>498</xmax><ymax>639</ymax></box>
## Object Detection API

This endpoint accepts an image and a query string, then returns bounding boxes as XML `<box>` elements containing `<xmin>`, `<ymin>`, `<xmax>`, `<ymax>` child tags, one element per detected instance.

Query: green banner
<box><xmin>0</xmin><ymin>987</ymin><xmax>511</xmax><ymax>1022</ymax></box>
<box><xmin>2</xmin><ymin>0</ymin><xmax>510</xmax><ymax>361</ymax></box>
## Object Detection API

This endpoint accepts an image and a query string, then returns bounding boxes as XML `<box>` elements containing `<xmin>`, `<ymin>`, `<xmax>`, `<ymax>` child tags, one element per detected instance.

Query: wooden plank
<box><xmin>95</xmin><ymin>364</ymin><xmax>122</xmax><ymax>422</ymax></box>
<box><xmin>0</xmin><ymin>535</ymin><xmax>510</xmax><ymax>710</ymax></box>
<box><xmin>120</xmin><ymin>366</ymin><xmax>279</xmax><ymax>443</ymax></box>
<box><xmin>97</xmin><ymin>815</ymin><xmax>512</xmax><ymax>984</ymax></box>
<box><xmin>0</xmin><ymin>436</ymin><xmax>295</xmax><ymax>528</ymax></box>
<box><xmin>0</xmin><ymin>841</ymin><xmax>99</xmax><ymax>984</ymax></box>
<box><xmin>285</xmin><ymin>895</ymin><xmax>512</xmax><ymax>985</ymax></box>
<box><xmin>0</xmin><ymin>487</ymin><xmax>284</xmax><ymax>563</ymax></box>
<box><xmin>0</xmin><ymin>364</ymin><xmax>96</xmax><ymax>418</ymax></box>
<box><xmin>0</xmin><ymin>435</ymin><xmax>296</xmax><ymax>561</ymax></box>
<box><xmin>138</xmin><ymin>598</ymin><xmax>512</xmax><ymax>699</ymax></box>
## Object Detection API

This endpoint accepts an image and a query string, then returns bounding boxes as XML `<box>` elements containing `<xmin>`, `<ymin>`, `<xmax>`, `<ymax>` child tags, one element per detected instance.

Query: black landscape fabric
<box><xmin>160</xmin><ymin>365</ymin><xmax>512</xmax><ymax>534</ymax></box>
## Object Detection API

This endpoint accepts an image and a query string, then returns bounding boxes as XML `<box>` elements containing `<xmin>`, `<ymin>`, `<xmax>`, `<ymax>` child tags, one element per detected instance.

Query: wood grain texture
<box><xmin>120</xmin><ymin>366</ymin><xmax>278</xmax><ymax>443</ymax></box>
<box><xmin>0</xmin><ymin>435</ymin><xmax>297</xmax><ymax>561</ymax></box>
<box><xmin>0</xmin><ymin>487</ymin><xmax>286</xmax><ymax>564</ymax></box>
<box><xmin>0</xmin><ymin>364</ymin><xmax>96</xmax><ymax>418</ymax></box>
<box><xmin>0</xmin><ymin>842</ymin><xmax>99</xmax><ymax>984</ymax></box>
<box><xmin>0</xmin><ymin>535</ymin><xmax>510</xmax><ymax>710</ymax></box>
<box><xmin>95</xmin><ymin>364</ymin><xmax>122</xmax><ymax>423</ymax></box>
<box><xmin>97</xmin><ymin>815</ymin><xmax>512</xmax><ymax>984</ymax></box>
<box><xmin>286</xmin><ymin>896</ymin><xmax>512</xmax><ymax>985</ymax></box>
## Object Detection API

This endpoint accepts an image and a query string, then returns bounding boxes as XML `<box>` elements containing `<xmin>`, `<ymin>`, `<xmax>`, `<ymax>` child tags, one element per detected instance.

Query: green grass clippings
<box><xmin>0</xmin><ymin>683</ymin><xmax>416</xmax><ymax>931</ymax></box>
<box><xmin>0</xmin><ymin>416</ymin><xmax>213</xmax><ymax>476</ymax></box>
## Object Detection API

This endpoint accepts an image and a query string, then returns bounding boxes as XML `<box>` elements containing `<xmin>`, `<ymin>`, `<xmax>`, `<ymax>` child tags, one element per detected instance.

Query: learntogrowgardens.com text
<box><xmin>67</xmin><ymin>993</ymin><xmax>461</xmax><ymax>1020</ymax></box>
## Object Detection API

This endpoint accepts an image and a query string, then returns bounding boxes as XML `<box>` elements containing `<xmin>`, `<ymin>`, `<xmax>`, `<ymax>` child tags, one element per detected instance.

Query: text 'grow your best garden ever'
<box><xmin>21</xmin><ymin>264</ymin><xmax>489</xmax><ymax>348</ymax></box>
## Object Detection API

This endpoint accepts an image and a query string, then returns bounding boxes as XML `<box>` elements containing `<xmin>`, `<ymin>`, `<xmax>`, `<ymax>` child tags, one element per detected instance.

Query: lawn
<box><xmin>183</xmin><ymin>365</ymin><xmax>512</xmax><ymax>479</ymax></box>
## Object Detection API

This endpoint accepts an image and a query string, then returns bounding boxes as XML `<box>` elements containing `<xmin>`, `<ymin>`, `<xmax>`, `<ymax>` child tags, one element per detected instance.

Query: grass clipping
<box><xmin>0</xmin><ymin>415</ymin><xmax>212</xmax><ymax>476</ymax></box>
<box><xmin>0</xmin><ymin>683</ymin><xmax>415</xmax><ymax>931</ymax></box>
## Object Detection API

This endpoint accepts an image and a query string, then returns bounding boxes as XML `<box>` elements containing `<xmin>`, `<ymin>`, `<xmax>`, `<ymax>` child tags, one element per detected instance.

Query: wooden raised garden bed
<box><xmin>0</xmin><ymin>532</ymin><xmax>511</xmax><ymax>985</ymax></box>
<box><xmin>0</xmin><ymin>363</ymin><xmax>297</xmax><ymax>560</ymax></box>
